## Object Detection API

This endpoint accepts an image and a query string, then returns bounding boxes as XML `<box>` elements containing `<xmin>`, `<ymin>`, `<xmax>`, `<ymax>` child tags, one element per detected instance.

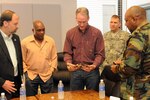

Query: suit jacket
<box><xmin>0</xmin><ymin>32</ymin><xmax>23</xmax><ymax>91</ymax></box>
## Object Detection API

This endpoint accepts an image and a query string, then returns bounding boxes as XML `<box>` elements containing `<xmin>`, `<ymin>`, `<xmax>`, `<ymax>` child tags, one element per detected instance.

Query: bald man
<box><xmin>21</xmin><ymin>20</ymin><xmax>57</xmax><ymax>96</ymax></box>
<box><xmin>111</xmin><ymin>6</ymin><xmax>150</xmax><ymax>99</ymax></box>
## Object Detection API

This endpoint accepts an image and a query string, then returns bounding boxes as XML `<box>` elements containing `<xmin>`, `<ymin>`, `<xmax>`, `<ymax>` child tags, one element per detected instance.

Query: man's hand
<box><xmin>67</xmin><ymin>63</ymin><xmax>80</xmax><ymax>71</ymax></box>
<box><xmin>111</xmin><ymin>59</ymin><xmax>122</xmax><ymax>73</ymax></box>
<box><xmin>81</xmin><ymin>64</ymin><xmax>96</xmax><ymax>72</ymax></box>
<box><xmin>111</xmin><ymin>64</ymin><xmax>117</xmax><ymax>73</ymax></box>
<box><xmin>2</xmin><ymin>80</ymin><xmax>17</xmax><ymax>94</ymax></box>
<box><xmin>114</xmin><ymin>59</ymin><xmax>122</xmax><ymax>65</ymax></box>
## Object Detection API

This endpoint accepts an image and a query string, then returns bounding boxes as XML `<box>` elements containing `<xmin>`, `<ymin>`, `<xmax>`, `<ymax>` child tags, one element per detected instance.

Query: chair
<box><xmin>53</xmin><ymin>52</ymin><xmax>71</xmax><ymax>92</ymax></box>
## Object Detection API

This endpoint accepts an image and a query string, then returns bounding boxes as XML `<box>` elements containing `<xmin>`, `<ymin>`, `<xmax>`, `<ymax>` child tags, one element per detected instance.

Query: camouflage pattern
<box><xmin>117</xmin><ymin>22</ymin><xmax>150</xmax><ymax>100</ymax></box>
<box><xmin>101</xmin><ymin>29</ymin><xmax>129</xmax><ymax>70</ymax></box>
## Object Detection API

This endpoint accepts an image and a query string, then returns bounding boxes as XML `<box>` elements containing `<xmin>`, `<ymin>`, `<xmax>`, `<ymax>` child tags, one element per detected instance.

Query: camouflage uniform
<box><xmin>100</xmin><ymin>29</ymin><xmax>129</xmax><ymax>97</ymax></box>
<box><xmin>101</xmin><ymin>29</ymin><xmax>129</xmax><ymax>69</ymax></box>
<box><xmin>117</xmin><ymin>22</ymin><xmax>150</xmax><ymax>100</ymax></box>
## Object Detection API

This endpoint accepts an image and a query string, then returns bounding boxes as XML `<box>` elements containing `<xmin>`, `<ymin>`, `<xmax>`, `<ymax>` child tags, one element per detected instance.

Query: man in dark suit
<box><xmin>0</xmin><ymin>10</ymin><xmax>23</xmax><ymax>99</ymax></box>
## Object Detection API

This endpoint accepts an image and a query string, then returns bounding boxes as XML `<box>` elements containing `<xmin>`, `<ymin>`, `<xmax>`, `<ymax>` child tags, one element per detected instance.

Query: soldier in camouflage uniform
<box><xmin>103</xmin><ymin>15</ymin><xmax>129</xmax><ymax>68</ymax></box>
<box><xmin>112</xmin><ymin>6</ymin><xmax>150</xmax><ymax>100</ymax></box>
<box><xmin>101</xmin><ymin>15</ymin><xmax>129</xmax><ymax>97</ymax></box>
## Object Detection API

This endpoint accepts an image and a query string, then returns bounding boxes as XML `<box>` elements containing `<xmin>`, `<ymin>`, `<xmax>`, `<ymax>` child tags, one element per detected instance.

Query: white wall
<box><xmin>126</xmin><ymin>0</ymin><xmax>150</xmax><ymax>7</ymax></box>
<box><xmin>0</xmin><ymin>0</ymin><xmax>77</xmax><ymax>52</ymax></box>
<box><xmin>122</xmin><ymin>0</ymin><xmax>150</xmax><ymax>31</ymax></box>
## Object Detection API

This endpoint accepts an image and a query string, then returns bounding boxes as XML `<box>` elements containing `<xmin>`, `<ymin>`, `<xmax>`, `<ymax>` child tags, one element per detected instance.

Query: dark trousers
<box><xmin>70</xmin><ymin>69</ymin><xmax>100</xmax><ymax>91</ymax></box>
<box><xmin>25</xmin><ymin>73</ymin><xmax>53</xmax><ymax>96</ymax></box>
<box><xmin>101</xmin><ymin>65</ymin><xmax>121</xmax><ymax>97</ymax></box>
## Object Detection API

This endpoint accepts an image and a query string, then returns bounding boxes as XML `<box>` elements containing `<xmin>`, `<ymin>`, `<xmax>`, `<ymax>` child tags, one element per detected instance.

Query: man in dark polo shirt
<box><xmin>63</xmin><ymin>7</ymin><xmax>105</xmax><ymax>91</ymax></box>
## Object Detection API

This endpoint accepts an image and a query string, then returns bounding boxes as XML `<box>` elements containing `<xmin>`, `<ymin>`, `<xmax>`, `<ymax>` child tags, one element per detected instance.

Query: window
<box><xmin>77</xmin><ymin>0</ymin><xmax>117</xmax><ymax>33</ymax></box>
<box><xmin>141</xmin><ymin>3</ymin><xmax>150</xmax><ymax>21</ymax></box>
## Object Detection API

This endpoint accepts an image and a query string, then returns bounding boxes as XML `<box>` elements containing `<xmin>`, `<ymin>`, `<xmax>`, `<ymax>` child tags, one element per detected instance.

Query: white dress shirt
<box><xmin>0</xmin><ymin>30</ymin><xmax>18</xmax><ymax>76</ymax></box>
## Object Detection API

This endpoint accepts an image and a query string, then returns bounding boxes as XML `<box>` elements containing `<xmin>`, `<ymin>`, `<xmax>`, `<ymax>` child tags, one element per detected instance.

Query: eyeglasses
<box><xmin>36</xmin><ymin>29</ymin><xmax>45</xmax><ymax>32</ymax></box>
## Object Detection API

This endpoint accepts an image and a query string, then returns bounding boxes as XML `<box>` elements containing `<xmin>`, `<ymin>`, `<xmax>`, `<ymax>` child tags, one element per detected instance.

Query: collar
<box><xmin>136</xmin><ymin>20</ymin><xmax>149</xmax><ymax>30</ymax></box>
<box><xmin>29</xmin><ymin>35</ymin><xmax>48</xmax><ymax>43</ymax></box>
<box><xmin>78</xmin><ymin>24</ymin><xmax>90</xmax><ymax>34</ymax></box>
<box><xmin>110</xmin><ymin>29</ymin><xmax>121</xmax><ymax>34</ymax></box>
<box><xmin>0</xmin><ymin>29</ymin><xmax>12</xmax><ymax>40</ymax></box>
